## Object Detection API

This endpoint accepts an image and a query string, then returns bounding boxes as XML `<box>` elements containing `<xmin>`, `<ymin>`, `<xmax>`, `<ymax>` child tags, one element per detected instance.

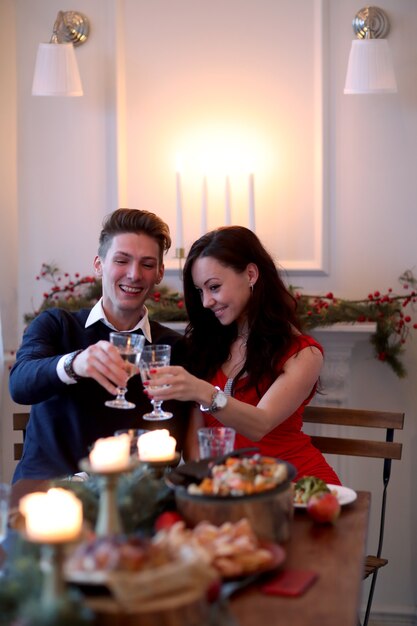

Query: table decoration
<box><xmin>248</xmin><ymin>173</ymin><xmax>255</xmax><ymax>231</ymax></box>
<box><xmin>201</xmin><ymin>175</ymin><xmax>208</xmax><ymax>234</ymax></box>
<box><xmin>13</xmin><ymin>489</ymin><xmax>94</xmax><ymax>626</ymax></box>
<box><xmin>48</xmin><ymin>464</ymin><xmax>176</xmax><ymax>536</ymax></box>
<box><xmin>89</xmin><ymin>434</ymin><xmax>131</xmax><ymax>472</ymax></box>
<box><xmin>79</xmin><ymin>458</ymin><xmax>138</xmax><ymax>537</ymax></box>
<box><xmin>138</xmin><ymin>429</ymin><xmax>177</xmax><ymax>462</ymax></box>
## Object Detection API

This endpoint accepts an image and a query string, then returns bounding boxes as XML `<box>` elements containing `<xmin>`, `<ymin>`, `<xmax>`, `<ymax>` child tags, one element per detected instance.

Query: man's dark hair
<box><xmin>98</xmin><ymin>209</ymin><xmax>171</xmax><ymax>264</ymax></box>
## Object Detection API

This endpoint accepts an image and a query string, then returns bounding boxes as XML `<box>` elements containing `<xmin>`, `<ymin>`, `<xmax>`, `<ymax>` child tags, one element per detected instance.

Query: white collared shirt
<box><xmin>57</xmin><ymin>298</ymin><xmax>152</xmax><ymax>383</ymax></box>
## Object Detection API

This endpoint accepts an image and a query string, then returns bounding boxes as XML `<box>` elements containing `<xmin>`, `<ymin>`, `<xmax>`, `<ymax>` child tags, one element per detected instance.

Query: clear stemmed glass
<box><xmin>105</xmin><ymin>332</ymin><xmax>145</xmax><ymax>410</ymax></box>
<box><xmin>139</xmin><ymin>344</ymin><xmax>173</xmax><ymax>421</ymax></box>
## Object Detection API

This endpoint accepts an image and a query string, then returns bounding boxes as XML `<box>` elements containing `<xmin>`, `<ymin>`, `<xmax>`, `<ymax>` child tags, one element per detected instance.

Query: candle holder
<box><xmin>139</xmin><ymin>452</ymin><xmax>181</xmax><ymax>480</ymax></box>
<box><xmin>39</xmin><ymin>541</ymin><xmax>66</xmax><ymax>607</ymax></box>
<box><xmin>175</xmin><ymin>247</ymin><xmax>185</xmax><ymax>275</ymax></box>
<box><xmin>79</xmin><ymin>458</ymin><xmax>138</xmax><ymax>536</ymax></box>
<box><xmin>18</xmin><ymin>538</ymin><xmax>94</xmax><ymax>624</ymax></box>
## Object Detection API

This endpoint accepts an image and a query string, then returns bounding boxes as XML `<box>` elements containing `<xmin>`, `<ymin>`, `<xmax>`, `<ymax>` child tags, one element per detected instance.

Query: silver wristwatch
<box><xmin>200</xmin><ymin>386</ymin><xmax>228</xmax><ymax>413</ymax></box>
<box><xmin>63</xmin><ymin>349</ymin><xmax>82</xmax><ymax>381</ymax></box>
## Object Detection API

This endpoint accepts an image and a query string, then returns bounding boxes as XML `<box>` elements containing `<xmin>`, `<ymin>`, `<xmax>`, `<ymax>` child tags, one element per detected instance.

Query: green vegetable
<box><xmin>294</xmin><ymin>476</ymin><xmax>330</xmax><ymax>504</ymax></box>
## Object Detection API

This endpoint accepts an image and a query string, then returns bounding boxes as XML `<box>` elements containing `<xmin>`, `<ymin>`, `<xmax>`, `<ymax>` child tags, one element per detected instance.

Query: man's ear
<box><xmin>93</xmin><ymin>256</ymin><xmax>102</xmax><ymax>277</ymax></box>
<box><xmin>155</xmin><ymin>264</ymin><xmax>165</xmax><ymax>285</ymax></box>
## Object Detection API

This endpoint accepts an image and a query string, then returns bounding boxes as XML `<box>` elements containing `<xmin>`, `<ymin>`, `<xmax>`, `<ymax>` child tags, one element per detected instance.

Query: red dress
<box><xmin>203</xmin><ymin>334</ymin><xmax>341</xmax><ymax>485</ymax></box>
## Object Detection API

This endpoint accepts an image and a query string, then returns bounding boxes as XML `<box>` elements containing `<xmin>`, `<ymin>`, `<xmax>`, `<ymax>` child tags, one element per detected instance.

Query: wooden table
<box><xmin>231</xmin><ymin>491</ymin><xmax>370</xmax><ymax>626</ymax></box>
<box><xmin>5</xmin><ymin>482</ymin><xmax>370</xmax><ymax>626</ymax></box>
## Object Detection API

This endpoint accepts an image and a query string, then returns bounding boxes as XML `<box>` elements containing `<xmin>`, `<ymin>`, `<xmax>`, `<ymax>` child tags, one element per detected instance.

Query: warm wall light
<box><xmin>32</xmin><ymin>10</ymin><xmax>90</xmax><ymax>97</ymax></box>
<box><xmin>344</xmin><ymin>6</ymin><xmax>397</xmax><ymax>95</ymax></box>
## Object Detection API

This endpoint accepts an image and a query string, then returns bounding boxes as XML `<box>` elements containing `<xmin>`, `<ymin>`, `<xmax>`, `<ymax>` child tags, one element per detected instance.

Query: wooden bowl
<box><xmin>169</xmin><ymin>458</ymin><xmax>296</xmax><ymax>543</ymax></box>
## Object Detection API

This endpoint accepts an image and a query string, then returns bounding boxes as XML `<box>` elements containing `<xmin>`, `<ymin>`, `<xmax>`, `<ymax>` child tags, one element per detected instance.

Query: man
<box><xmin>10</xmin><ymin>209</ymin><xmax>188</xmax><ymax>481</ymax></box>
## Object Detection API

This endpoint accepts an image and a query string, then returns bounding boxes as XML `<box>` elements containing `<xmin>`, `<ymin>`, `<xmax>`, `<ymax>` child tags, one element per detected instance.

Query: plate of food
<box><xmin>153</xmin><ymin>517</ymin><xmax>286</xmax><ymax>580</ymax></box>
<box><xmin>167</xmin><ymin>453</ymin><xmax>296</xmax><ymax>500</ymax></box>
<box><xmin>293</xmin><ymin>476</ymin><xmax>357</xmax><ymax>509</ymax></box>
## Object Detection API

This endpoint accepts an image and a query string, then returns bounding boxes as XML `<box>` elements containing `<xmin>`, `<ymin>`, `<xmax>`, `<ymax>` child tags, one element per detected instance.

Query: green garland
<box><xmin>24</xmin><ymin>264</ymin><xmax>417</xmax><ymax>377</ymax></box>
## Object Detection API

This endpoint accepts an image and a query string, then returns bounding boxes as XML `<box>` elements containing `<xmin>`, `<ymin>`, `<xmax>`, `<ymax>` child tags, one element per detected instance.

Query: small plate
<box><xmin>219</xmin><ymin>543</ymin><xmax>285</xmax><ymax>599</ymax></box>
<box><xmin>294</xmin><ymin>484</ymin><xmax>357</xmax><ymax>509</ymax></box>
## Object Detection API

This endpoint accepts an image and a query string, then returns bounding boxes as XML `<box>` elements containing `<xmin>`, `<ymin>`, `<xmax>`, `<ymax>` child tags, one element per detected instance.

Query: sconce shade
<box><xmin>344</xmin><ymin>39</ymin><xmax>397</xmax><ymax>94</ymax></box>
<box><xmin>32</xmin><ymin>42</ymin><xmax>83</xmax><ymax>97</ymax></box>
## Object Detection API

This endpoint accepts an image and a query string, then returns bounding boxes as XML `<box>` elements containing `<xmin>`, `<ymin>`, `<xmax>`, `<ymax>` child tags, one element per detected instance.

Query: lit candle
<box><xmin>248</xmin><ymin>173</ymin><xmax>255</xmax><ymax>231</ymax></box>
<box><xmin>89</xmin><ymin>433</ymin><xmax>131</xmax><ymax>472</ymax></box>
<box><xmin>201</xmin><ymin>175</ymin><xmax>208</xmax><ymax>235</ymax></box>
<box><xmin>20</xmin><ymin>488</ymin><xmax>83</xmax><ymax>543</ymax></box>
<box><xmin>225</xmin><ymin>175</ymin><xmax>232</xmax><ymax>225</ymax></box>
<box><xmin>137</xmin><ymin>429</ymin><xmax>177</xmax><ymax>462</ymax></box>
<box><xmin>176</xmin><ymin>170</ymin><xmax>184</xmax><ymax>251</ymax></box>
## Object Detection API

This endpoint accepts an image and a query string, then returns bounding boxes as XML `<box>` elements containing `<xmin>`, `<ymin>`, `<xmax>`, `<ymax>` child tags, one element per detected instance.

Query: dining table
<box><xmin>231</xmin><ymin>491</ymin><xmax>370</xmax><ymax>626</ymax></box>
<box><xmin>3</xmin><ymin>481</ymin><xmax>370</xmax><ymax>626</ymax></box>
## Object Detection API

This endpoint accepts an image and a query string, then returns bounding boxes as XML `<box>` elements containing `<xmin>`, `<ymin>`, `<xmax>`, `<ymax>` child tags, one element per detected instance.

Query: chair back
<box><xmin>303</xmin><ymin>405</ymin><xmax>404</xmax><ymax>626</ymax></box>
<box><xmin>13</xmin><ymin>411</ymin><xmax>30</xmax><ymax>461</ymax></box>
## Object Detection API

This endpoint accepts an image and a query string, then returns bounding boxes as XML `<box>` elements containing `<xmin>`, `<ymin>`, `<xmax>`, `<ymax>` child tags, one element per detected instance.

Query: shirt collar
<box><xmin>85</xmin><ymin>298</ymin><xmax>152</xmax><ymax>342</ymax></box>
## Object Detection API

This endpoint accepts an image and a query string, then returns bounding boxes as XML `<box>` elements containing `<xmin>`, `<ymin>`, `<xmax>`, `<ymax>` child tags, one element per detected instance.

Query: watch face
<box><xmin>214</xmin><ymin>390</ymin><xmax>228</xmax><ymax>409</ymax></box>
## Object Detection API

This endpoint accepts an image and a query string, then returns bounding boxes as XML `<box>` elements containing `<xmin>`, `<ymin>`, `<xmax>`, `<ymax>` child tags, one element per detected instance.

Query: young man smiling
<box><xmin>10</xmin><ymin>209</ymin><xmax>188</xmax><ymax>481</ymax></box>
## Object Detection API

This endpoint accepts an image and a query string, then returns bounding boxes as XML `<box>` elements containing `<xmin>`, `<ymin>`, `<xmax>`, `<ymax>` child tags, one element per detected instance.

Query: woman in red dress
<box><xmin>146</xmin><ymin>226</ymin><xmax>340</xmax><ymax>484</ymax></box>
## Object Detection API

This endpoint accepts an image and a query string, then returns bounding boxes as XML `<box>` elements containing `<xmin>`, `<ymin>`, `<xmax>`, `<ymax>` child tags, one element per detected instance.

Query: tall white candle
<box><xmin>248</xmin><ymin>173</ymin><xmax>255</xmax><ymax>231</ymax></box>
<box><xmin>176</xmin><ymin>171</ymin><xmax>184</xmax><ymax>249</ymax></box>
<box><xmin>201</xmin><ymin>175</ymin><xmax>208</xmax><ymax>235</ymax></box>
<box><xmin>89</xmin><ymin>434</ymin><xmax>131</xmax><ymax>472</ymax></box>
<box><xmin>138</xmin><ymin>429</ymin><xmax>177</xmax><ymax>461</ymax></box>
<box><xmin>21</xmin><ymin>488</ymin><xmax>83</xmax><ymax>543</ymax></box>
<box><xmin>225</xmin><ymin>176</ymin><xmax>232</xmax><ymax>225</ymax></box>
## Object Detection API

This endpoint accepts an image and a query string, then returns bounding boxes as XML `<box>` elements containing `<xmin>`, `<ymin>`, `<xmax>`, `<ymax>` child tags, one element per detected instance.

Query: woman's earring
<box><xmin>249</xmin><ymin>283</ymin><xmax>254</xmax><ymax>294</ymax></box>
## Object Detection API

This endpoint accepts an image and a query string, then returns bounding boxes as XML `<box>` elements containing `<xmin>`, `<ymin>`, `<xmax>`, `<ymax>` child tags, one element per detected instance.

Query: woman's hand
<box><xmin>143</xmin><ymin>365</ymin><xmax>214</xmax><ymax>406</ymax></box>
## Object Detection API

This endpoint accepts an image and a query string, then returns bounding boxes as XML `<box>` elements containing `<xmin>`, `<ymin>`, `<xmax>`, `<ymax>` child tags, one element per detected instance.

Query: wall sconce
<box><xmin>32</xmin><ymin>11</ymin><xmax>90</xmax><ymax>97</ymax></box>
<box><xmin>344</xmin><ymin>6</ymin><xmax>397</xmax><ymax>95</ymax></box>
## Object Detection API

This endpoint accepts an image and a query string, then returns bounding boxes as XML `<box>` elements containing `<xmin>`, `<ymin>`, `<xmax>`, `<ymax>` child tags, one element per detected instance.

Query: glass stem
<box><xmin>152</xmin><ymin>399</ymin><xmax>164</xmax><ymax>414</ymax></box>
<box><xmin>115</xmin><ymin>386</ymin><xmax>127</xmax><ymax>401</ymax></box>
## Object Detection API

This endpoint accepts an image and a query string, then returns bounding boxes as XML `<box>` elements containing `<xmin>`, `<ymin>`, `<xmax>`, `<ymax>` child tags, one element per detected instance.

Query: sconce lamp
<box><xmin>32</xmin><ymin>11</ymin><xmax>90</xmax><ymax>97</ymax></box>
<box><xmin>344</xmin><ymin>6</ymin><xmax>397</xmax><ymax>95</ymax></box>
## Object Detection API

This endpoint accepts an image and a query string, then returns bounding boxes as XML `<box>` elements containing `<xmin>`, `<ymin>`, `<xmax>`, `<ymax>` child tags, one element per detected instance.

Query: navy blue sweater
<box><xmin>10</xmin><ymin>308</ymin><xmax>189</xmax><ymax>481</ymax></box>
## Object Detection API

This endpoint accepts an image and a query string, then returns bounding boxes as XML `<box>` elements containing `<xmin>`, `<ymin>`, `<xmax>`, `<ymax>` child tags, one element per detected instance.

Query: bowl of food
<box><xmin>166</xmin><ymin>453</ymin><xmax>296</xmax><ymax>543</ymax></box>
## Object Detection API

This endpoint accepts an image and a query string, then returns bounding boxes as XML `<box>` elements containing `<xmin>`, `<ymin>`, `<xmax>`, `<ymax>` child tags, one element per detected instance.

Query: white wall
<box><xmin>1</xmin><ymin>0</ymin><xmax>417</xmax><ymax>621</ymax></box>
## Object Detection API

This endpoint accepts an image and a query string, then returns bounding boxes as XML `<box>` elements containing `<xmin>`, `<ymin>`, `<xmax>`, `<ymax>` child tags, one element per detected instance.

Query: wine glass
<box><xmin>139</xmin><ymin>344</ymin><xmax>173</xmax><ymax>421</ymax></box>
<box><xmin>105</xmin><ymin>332</ymin><xmax>145</xmax><ymax>409</ymax></box>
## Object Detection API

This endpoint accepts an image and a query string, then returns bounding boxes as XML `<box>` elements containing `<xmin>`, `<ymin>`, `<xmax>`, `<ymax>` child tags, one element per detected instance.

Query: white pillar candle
<box><xmin>89</xmin><ymin>433</ymin><xmax>131</xmax><ymax>472</ymax></box>
<box><xmin>201</xmin><ymin>175</ymin><xmax>208</xmax><ymax>235</ymax></box>
<box><xmin>176</xmin><ymin>171</ymin><xmax>184</xmax><ymax>249</ymax></box>
<box><xmin>225</xmin><ymin>175</ymin><xmax>232</xmax><ymax>225</ymax></box>
<box><xmin>248</xmin><ymin>173</ymin><xmax>255</xmax><ymax>231</ymax></box>
<box><xmin>138</xmin><ymin>429</ymin><xmax>177</xmax><ymax>461</ymax></box>
<box><xmin>21</xmin><ymin>488</ymin><xmax>83</xmax><ymax>543</ymax></box>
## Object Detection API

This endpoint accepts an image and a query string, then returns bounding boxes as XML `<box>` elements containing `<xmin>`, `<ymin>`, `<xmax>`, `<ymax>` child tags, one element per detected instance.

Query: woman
<box><xmin>144</xmin><ymin>226</ymin><xmax>340</xmax><ymax>484</ymax></box>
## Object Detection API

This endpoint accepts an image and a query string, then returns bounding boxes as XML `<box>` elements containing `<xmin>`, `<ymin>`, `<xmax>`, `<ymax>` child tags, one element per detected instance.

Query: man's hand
<box><xmin>72</xmin><ymin>340</ymin><xmax>130</xmax><ymax>395</ymax></box>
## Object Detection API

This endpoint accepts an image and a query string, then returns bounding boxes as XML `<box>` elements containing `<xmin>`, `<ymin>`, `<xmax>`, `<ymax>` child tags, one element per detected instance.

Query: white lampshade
<box><xmin>32</xmin><ymin>42</ymin><xmax>83</xmax><ymax>97</ymax></box>
<box><xmin>344</xmin><ymin>38</ymin><xmax>397</xmax><ymax>95</ymax></box>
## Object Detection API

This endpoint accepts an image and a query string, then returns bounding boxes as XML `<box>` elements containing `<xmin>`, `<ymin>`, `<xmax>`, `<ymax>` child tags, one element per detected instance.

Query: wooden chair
<box><xmin>13</xmin><ymin>411</ymin><xmax>30</xmax><ymax>461</ymax></box>
<box><xmin>303</xmin><ymin>405</ymin><xmax>404</xmax><ymax>626</ymax></box>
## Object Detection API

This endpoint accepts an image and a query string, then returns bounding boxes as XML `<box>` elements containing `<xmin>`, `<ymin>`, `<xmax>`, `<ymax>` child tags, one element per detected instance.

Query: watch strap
<box><xmin>200</xmin><ymin>386</ymin><xmax>227</xmax><ymax>413</ymax></box>
<box><xmin>63</xmin><ymin>350</ymin><xmax>83</xmax><ymax>382</ymax></box>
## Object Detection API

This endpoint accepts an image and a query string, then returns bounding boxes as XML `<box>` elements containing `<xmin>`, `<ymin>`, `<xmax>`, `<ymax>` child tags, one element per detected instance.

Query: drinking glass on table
<box><xmin>105</xmin><ymin>332</ymin><xmax>145</xmax><ymax>409</ymax></box>
<box><xmin>198</xmin><ymin>427</ymin><xmax>236</xmax><ymax>459</ymax></box>
<box><xmin>139</xmin><ymin>344</ymin><xmax>173</xmax><ymax>421</ymax></box>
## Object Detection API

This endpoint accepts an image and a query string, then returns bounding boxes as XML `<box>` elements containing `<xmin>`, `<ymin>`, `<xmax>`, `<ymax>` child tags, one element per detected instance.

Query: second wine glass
<box><xmin>139</xmin><ymin>344</ymin><xmax>173</xmax><ymax>421</ymax></box>
<box><xmin>105</xmin><ymin>332</ymin><xmax>145</xmax><ymax>410</ymax></box>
